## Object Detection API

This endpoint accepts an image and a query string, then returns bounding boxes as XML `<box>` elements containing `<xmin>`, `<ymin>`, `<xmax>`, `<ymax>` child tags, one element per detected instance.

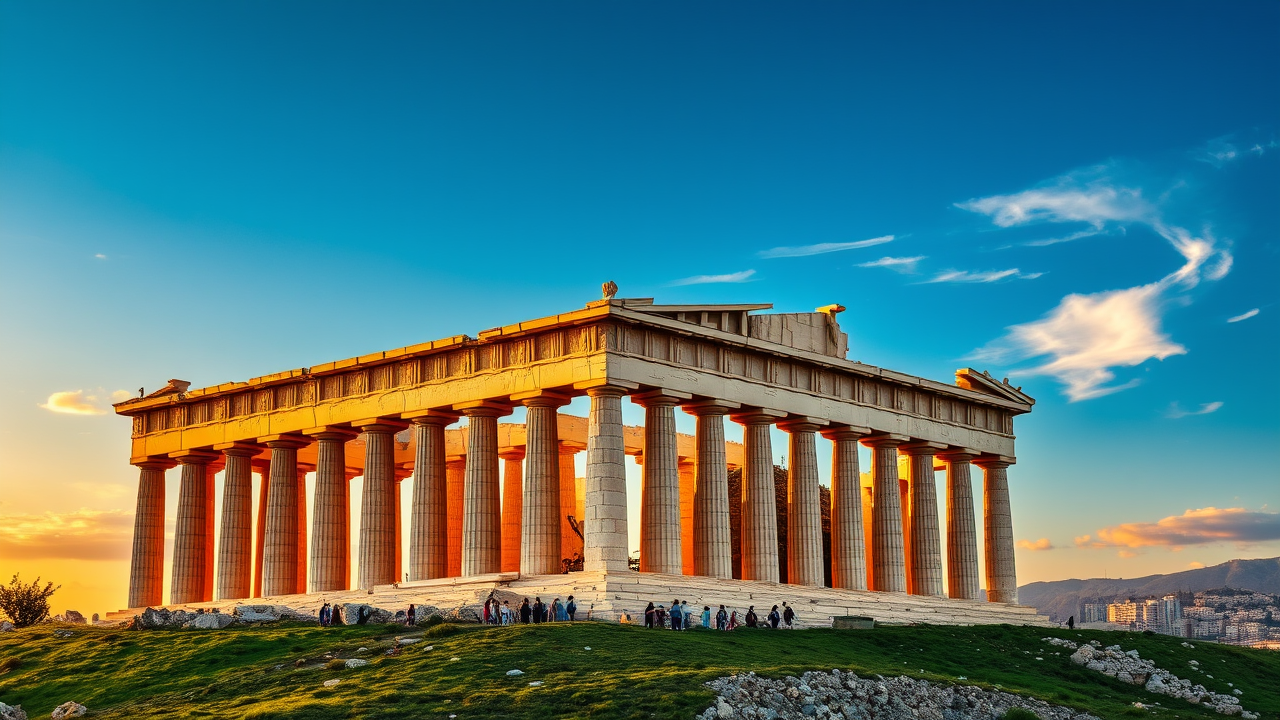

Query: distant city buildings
<box><xmin>1093</xmin><ymin>589</ymin><xmax>1279</xmax><ymax>648</ymax></box>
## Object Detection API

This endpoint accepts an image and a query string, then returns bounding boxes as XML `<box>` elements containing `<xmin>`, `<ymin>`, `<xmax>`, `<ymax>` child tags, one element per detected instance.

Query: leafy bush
<box><xmin>423</xmin><ymin>623</ymin><xmax>460</xmax><ymax>638</ymax></box>
<box><xmin>324</xmin><ymin>659</ymin><xmax>345</xmax><ymax>670</ymax></box>
<box><xmin>421</xmin><ymin>613</ymin><xmax>445</xmax><ymax>628</ymax></box>
<box><xmin>0</xmin><ymin>573</ymin><xmax>60</xmax><ymax>627</ymax></box>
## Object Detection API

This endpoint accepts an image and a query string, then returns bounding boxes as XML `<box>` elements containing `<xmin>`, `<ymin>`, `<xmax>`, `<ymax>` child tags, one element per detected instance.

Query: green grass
<box><xmin>1</xmin><ymin>622</ymin><xmax>1277</xmax><ymax>719</ymax></box>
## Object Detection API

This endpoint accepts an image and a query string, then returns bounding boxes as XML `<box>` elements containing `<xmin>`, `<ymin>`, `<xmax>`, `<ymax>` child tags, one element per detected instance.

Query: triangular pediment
<box><xmin>955</xmin><ymin>368</ymin><xmax>1035</xmax><ymax>406</ymax></box>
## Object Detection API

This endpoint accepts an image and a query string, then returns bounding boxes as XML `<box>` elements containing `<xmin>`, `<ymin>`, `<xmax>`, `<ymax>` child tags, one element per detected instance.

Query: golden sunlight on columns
<box><xmin>215</xmin><ymin>443</ymin><xmax>262</xmax><ymax>601</ymax></box>
<box><xmin>779</xmin><ymin>417</ymin><xmax>827</xmax><ymax>587</ymax></box>
<box><xmin>732</xmin><ymin>409</ymin><xmax>785</xmax><ymax>583</ymax></box>
<box><xmin>823</xmin><ymin>425</ymin><xmax>870</xmax><ymax>591</ymax></box>
<box><xmin>252</xmin><ymin>460</ymin><xmax>270</xmax><ymax>598</ymax></box>
<box><xmin>128</xmin><ymin>458</ymin><xmax>175</xmax><ymax>608</ymax></box>
<box><xmin>678</xmin><ymin>459</ymin><xmax>695</xmax><ymax>575</ymax></box>
<box><xmin>901</xmin><ymin>441</ymin><xmax>946</xmax><ymax>597</ymax></box>
<box><xmin>357</xmin><ymin>420</ymin><xmax>407</xmax><ymax>589</ymax></box>
<box><xmin>262</xmin><ymin>436</ymin><xmax>307</xmax><ymax>597</ymax></box>
<box><xmin>458</xmin><ymin>402</ymin><xmax>510</xmax><ymax>576</ymax></box>
<box><xmin>307</xmin><ymin>429</ymin><xmax>357</xmax><ymax>593</ymax></box>
<box><xmin>170</xmin><ymin>450</ymin><xmax>219</xmax><ymax>604</ymax></box>
<box><xmin>937</xmin><ymin>448</ymin><xmax>981</xmax><ymax>600</ymax></box>
<box><xmin>445</xmin><ymin>457</ymin><xmax>465</xmax><ymax>577</ymax></box>
<box><xmin>499</xmin><ymin>447</ymin><xmax>525</xmax><ymax>573</ymax></box>
<box><xmin>975</xmin><ymin>455</ymin><xmax>1018</xmax><ymax>604</ymax></box>
<box><xmin>295</xmin><ymin>463</ymin><xmax>314</xmax><ymax>594</ymax></box>
<box><xmin>558</xmin><ymin>442</ymin><xmax>585</xmax><ymax>564</ymax></box>
<box><xmin>634</xmin><ymin>390</ymin><xmax>690</xmax><ymax>575</ymax></box>
<box><xmin>862</xmin><ymin>434</ymin><xmax>909</xmax><ymax>593</ymax></box>
<box><xmin>582</xmin><ymin>383</ymin><xmax>633</xmax><ymax>573</ymax></box>
<box><xmin>684</xmin><ymin>399</ymin><xmax>739</xmax><ymax>579</ymax></box>
<box><xmin>516</xmin><ymin>392</ymin><xmax>568</xmax><ymax>576</ymax></box>
<box><xmin>393</xmin><ymin>465</ymin><xmax>411</xmax><ymax>582</ymax></box>
<box><xmin>407</xmin><ymin>412</ymin><xmax>455</xmax><ymax>581</ymax></box>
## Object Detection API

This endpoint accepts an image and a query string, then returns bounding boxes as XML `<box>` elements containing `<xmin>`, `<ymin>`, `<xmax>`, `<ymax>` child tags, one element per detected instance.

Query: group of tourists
<box><xmin>480</xmin><ymin>593</ymin><xmax>578</xmax><ymax>625</ymax></box>
<box><xmin>642</xmin><ymin>600</ymin><xmax>796</xmax><ymax>630</ymax></box>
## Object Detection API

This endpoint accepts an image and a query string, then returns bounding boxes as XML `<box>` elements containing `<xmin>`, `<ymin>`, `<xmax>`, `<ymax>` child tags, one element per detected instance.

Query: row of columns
<box><xmin>128</xmin><ymin>384</ymin><xmax>1016</xmax><ymax>608</ymax></box>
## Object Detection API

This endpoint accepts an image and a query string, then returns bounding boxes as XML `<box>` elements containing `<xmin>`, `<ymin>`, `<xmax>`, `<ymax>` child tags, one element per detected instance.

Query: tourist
<box><xmin>681</xmin><ymin>600</ymin><xmax>691</xmax><ymax>629</ymax></box>
<box><xmin>644</xmin><ymin>601</ymin><xmax>656</xmax><ymax>628</ymax></box>
<box><xmin>768</xmin><ymin>605</ymin><xmax>780</xmax><ymax>629</ymax></box>
<box><xmin>482</xmin><ymin>600</ymin><xmax>492</xmax><ymax>625</ymax></box>
<box><xmin>566</xmin><ymin>595</ymin><xmax>577</xmax><ymax>622</ymax></box>
<box><xmin>670</xmin><ymin>599</ymin><xmax>682</xmax><ymax>630</ymax></box>
<box><xmin>318</xmin><ymin>603</ymin><xmax>331</xmax><ymax>627</ymax></box>
<box><xmin>501</xmin><ymin>600</ymin><xmax>513</xmax><ymax>625</ymax></box>
<box><xmin>716</xmin><ymin>605</ymin><xmax>728</xmax><ymax>631</ymax></box>
<box><xmin>745</xmin><ymin>605</ymin><xmax>758</xmax><ymax>628</ymax></box>
<box><xmin>519</xmin><ymin>598</ymin><xmax>532</xmax><ymax>624</ymax></box>
<box><xmin>406</xmin><ymin>603</ymin><xmax>416</xmax><ymax>627</ymax></box>
<box><xmin>701</xmin><ymin>605</ymin><xmax>712</xmax><ymax>628</ymax></box>
<box><xmin>551</xmin><ymin>598</ymin><xmax>564</xmax><ymax>622</ymax></box>
<box><xmin>1068</xmin><ymin>615</ymin><xmax>1075</xmax><ymax>630</ymax></box>
<box><xmin>533</xmin><ymin>597</ymin><xmax>545</xmax><ymax>624</ymax></box>
<box><xmin>492</xmin><ymin>598</ymin><xmax>503</xmax><ymax>625</ymax></box>
<box><xmin>728</xmin><ymin>610</ymin><xmax>739</xmax><ymax>631</ymax></box>
<box><xmin>782</xmin><ymin>602</ymin><xmax>795</xmax><ymax>629</ymax></box>
<box><xmin>656</xmin><ymin>604</ymin><xmax>667</xmax><ymax>627</ymax></box>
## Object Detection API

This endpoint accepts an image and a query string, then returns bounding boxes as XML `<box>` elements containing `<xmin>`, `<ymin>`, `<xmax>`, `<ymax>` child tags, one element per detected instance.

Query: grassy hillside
<box><xmin>2</xmin><ymin>621</ymin><xmax>1278</xmax><ymax>719</ymax></box>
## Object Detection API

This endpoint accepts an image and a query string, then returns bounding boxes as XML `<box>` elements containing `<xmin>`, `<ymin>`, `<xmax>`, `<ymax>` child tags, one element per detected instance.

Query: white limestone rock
<box><xmin>63</xmin><ymin>611</ymin><xmax>86</xmax><ymax>625</ymax></box>
<box><xmin>0</xmin><ymin>622</ymin><xmax>13</xmax><ymax>632</ymax></box>
<box><xmin>50</xmin><ymin>702</ymin><xmax>86</xmax><ymax>720</ymax></box>
<box><xmin>187</xmin><ymin>613</ymin><xmax>234</xmax><ymax>630</ymax></box>
<box><xmin>0</xmin><ymin>702</ymin><xmax>27</xmax><ymax>720</ymax></box>
<box><xmin>344</xmin><ymin>659</ymin><xmax>368</xmax><ymax>669</ymax></box>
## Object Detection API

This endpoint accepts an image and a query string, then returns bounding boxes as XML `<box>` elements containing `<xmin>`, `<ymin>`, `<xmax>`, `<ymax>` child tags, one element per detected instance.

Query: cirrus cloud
<box><xmin>1227</xmin><ymin>308</ymin><xmax>1259</xmax><ymax>323</ymax></box>
<box><xmin>40</xmin><ymin>389</ymin><xmax>134</xmax><ymax>416</ymax></box>
<box><xmin>1166</xmin><ymin>401</ymin><xmax>1223</xmax><ymax>419</ymax></box>
<box><xmin>669</xmin><ymin>269</ymin><xmax>757</xmax><ymax>286</ymax></box>
<box><xmin>758</xmin><ymin>235</ymin><xmax>893</xmax><ymax>258</ymax></box>
<box><xmin>0</xmin><ymin>508</ymin><xmax>137</xmax><ymax>561</ymax></box>
<box><xmin>1075</xmin><ymin>507</ymin><xmax>1280</xmax><ymax>549</ymax></box>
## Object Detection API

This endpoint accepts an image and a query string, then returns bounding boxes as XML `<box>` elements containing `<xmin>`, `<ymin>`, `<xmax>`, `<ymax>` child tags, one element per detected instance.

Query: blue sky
<box><xmin>2</xmin><ymin>1</ymin><xmax>1277</xmax><ymax>612</ymax></box>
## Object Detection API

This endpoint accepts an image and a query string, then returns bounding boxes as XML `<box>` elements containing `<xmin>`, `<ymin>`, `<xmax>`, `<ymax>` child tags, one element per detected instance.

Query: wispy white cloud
<box><xmin>39</xmin><ymin>389</ymin><xmax>133</xmax><ymax>415</ymax></box>
<box><xmin>94</xmin><ymin>253</ymin><xmax>107</xmax><ymax>260</ymax></box>
<box><xmin>960</xmin><ymin>161</ymin><xmax>1234</xmax><ymax>401</ymax></box>
<box><xmin>1227</xmin><ymin>308</ymin><xmax>1259</xmax><ymax>323</ymax></box>
<box><xmin>1077</xmin><ymin>507</ymin><xmax>1280</xmax><ymax>549</ymax></box>
<box><xmin>758</xmin><ymin>235</ymin><xmax>893</xmax><ymax>259</ymax></box>
<box><xmin>669</xmin><ymin>269</ymin><xmax>757</xmax><ymax>286</ymax></box>
<box><xmin>1023</xmin><ymin>228</ymin><xmax>1107</xmax><ymax>247</ymax></box>
<box><xmin>856</xmin><ymin>255</ymin><xmax>925</xmax><ymax>272</ymax></box>
<box><xmin>924</xmin><ymin>268</ymin><xmax>1042</xmax><ymax>284</ymax></box>
<box><xmin>1166</xmin><ymin>401</ymin><xmax>1223</xmax><ymax>419</ymax></box>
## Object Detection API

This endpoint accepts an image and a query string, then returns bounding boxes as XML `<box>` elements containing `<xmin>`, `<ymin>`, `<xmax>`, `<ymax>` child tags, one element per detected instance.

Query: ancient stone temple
<box><xmin>112</xmin><ymin>293</ymin><xmax>1046</xmax><ymax>626</ymax></box>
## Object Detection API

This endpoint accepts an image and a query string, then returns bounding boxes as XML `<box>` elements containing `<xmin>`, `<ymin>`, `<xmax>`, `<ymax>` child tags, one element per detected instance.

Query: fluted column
<box><xmin>308</xmin><ymin>429</ymin><xmax>357</xmax><ymax>592</ymax></box>
<box><xmin>583</xmin><ymin>384</ymin><xmax>632</xmax><ymax>572</ymax></box>
<box><xmin>779</xmin><ymin>418</ymin><xmax>826</xmax><ymax>586</ymax></box>
<box><xmin>938</xmin><ymin>449</ymin><xmax>981</xmax><ymax>600</ymax></box>
<box><xmin>459</xmin><ymin>403</ymin><xmax>508</xmax><ymax>576</ymax></box>
<box><xmin>500</xmin><ymin>448</ymin><xmax>525</xmax><ymax>572</ymax></box>
<box><xmin>678</xmin><ymin>459</ymin><xmax>696</xmax><ymax>575</ymax></box>
<box><xmin>685</xmin><ymin>400</ymin><xmax>737</xmax><ymax>579</ymax></box>
<box><xmin>901</xmin><ymin>441</ymin><xmax>945</xmax><ymax>597</ymax></box>
<box><xmin>171</xmin><ymin>451</ymin><xmax>219</xmax><ymax>604</ymax></box>
<box><xmin>295</xmin><ymin>464</ymin><xmax>313</xmax><ymax>594</ymax></box>
<box><xmin>634</xmin><ymin>391</ymin><xmax>688</xmax><ymax>574</ymax></box>
<box><xmin>216</xmin><ymin>444</ymin><xmax>261</xmax><ymax>600</ymax></box>
<box><xmin>823</xmin><ymin>426</ymin><xmax>869</xmax><ymax>591</ymax></box>
<box><xmin>732</xmin><ymin>410</ymin><xmax>784</xmax><ymax>583</ymax></box>
<box><xmin>512</xmin><ymin>394</ymin><xmax>563</xmax><ymax>575</ymax></box>
<box><xmin>262</xmin><ymin>436</ymin><xmax>307</xmax><ymax>597</ymax></box>
<box><xmin>445</xmin><ymin>457</ymin><xmax>465</xmax><ymax>576</ymax></box>
<box><xmin>357</xmin><ymin>420</ymin><xmax>407</xmax><ymax>589</ymax></box>
<box><xmin>863</xmin><ymin>434</ymin><xmax>908</xmax><ymax>592</ymax></box>
<box><xmin>975</xmin><ymin>455</ymin><xmax>1018</xmax><ymax>604</ymax></box>
<box><xmin>559</xmin><ymin>443</ymin><xmax>584</xmax><ymax>562</ymax></box>
<box><xmin>128</xmin><ymin>458</ymin><xmax>175</xmax><ymax>608</ymax></box>
<box><xmin>252</xmin><ymin>461</ymin><xmax>270</xmax><ymax>597</ymax></box>
<box><xmin>408</xmin><ymin>412</ymin><xmax>454</xmax><ymax>580</ymax></box>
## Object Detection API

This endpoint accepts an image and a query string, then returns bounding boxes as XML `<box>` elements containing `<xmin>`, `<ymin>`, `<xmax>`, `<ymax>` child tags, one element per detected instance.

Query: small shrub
<box><xmin>0</xmin><ymin>573</ymin><xmax>60</xmax><ymax>628</ymax></box>
<box><xmin>324</xmin><ymin>659</ymin><xmax>345</xmax><ymax>670</ymax></box>
<box><xmin>423</xmin><ymin>623</ymin><xmax>460</xmax><ymax>638</ymax></box>
<box><xmin>421</xmin><ymin>614</ymin><xmax>444</xmax><ymax>628</ymax></box>
<box><xmin>1002</xmin><ymin>709</ymin><xmax>1040</xmax><ymax>720</ymax></box>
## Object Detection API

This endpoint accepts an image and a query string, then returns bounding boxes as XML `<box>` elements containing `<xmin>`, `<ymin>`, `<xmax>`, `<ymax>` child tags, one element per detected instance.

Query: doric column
<box><xmin>558</xmin><ymin>442</ymin><xmax>585</xmax><ymax>563</ymax></box>
<box><xmin>252</xmin><ymin>461</ymin><xmax>270</xmax><ymax>597</ymax></box>
<box><xmin>514</xmin><ymin>392</ymin><xmax>568</xmax><ymax>575</ymax></box>
<box><xmin>862</xmin><ymin>434</ymin><xmax>908</xmax><ymax>592</ymax></box>
<box><xmin>215</xmin><ymin>444</ymin><xmax>262</xmax><ymax>600</ymax></box>
<box><xmin>356</xmin><ymin>419</ymin><xmax>407</xmax><ymax>589</ymax></box>
<box><xmin>262</xmin><ymin>435</ymin><xmax>307</xmax><ymax>597</ymax></box>
<box><xmin>499</xmin><ymin>447</ymin><xmax>525</xmax><ymax>573</ymax></box>
<box><xmin>407</xmin><ymin>412</ymin><xmax>455</xmax><ymax>580</ymax></box>
<box><xmin>732</xmin><ymin>409</ymin><xmax>785</xmax><ymax>583</ymax></box>
<box><xmin>901</xmin><ymin>441</ymin><xmax>946</xmax><ymax>597</ymax></box>
<box><xmin>393</xmin><ymin>465</ymin><xmax>411</xmax><ymax>582</ymax></box>
<box><xmin>684</xmin><ymin>399</ymin><xmax>738</xmax><ymax>579</ymax></box>
<box><xmin>457</xmin><ymin>402</ymin><xmax>510</xmax><ymax>576</ymax></box>
<box><xmin>778</xmin><ymin>417</ymin><xmax>827</xmax><ymax>586</ymax></box>
<box><xmin>307</xmin><ymin>429</ymin><xmax>357</xmax><ymax>592</ymax></box>
<box><xmin>445</xmin><ymin>457</ymin><xmax>465</xmax><ymax>576</ymax></box>
<box><xmin>170</xmin><ymin>450</ymin><xmax>219</xmax><ymax>604</ymax></box>
<box><xmin>581</xmin><ymin>383</ymin><xmax>633</xmax><ymax>573</ymax></box>
<box><xmin>634</xmin><ymin>390</ymin><xmax>690</xmax><ymax>574</ymax></box>
<box><xmin>678</xmin><ymin>459</ymin><xmax>695</xmax><ymax>575</ymax></box>
<box><xmin>128</xmin><ymin>458</ymin><xmax>175</xmax><ymax>608</ymax></box>
<box><xmin>823</xmin><ymin>425</ymin><xmax>870</xmax><ymax>591</ymax></box>
<box><xmin>937</xmin><ymin>449</ymin><xmax>981</xmax><ymax>600</ymax></box>
<box><xmin>975</xmin><ymin>455</ymin><xmax>1018</xmax><ymax>604</ymax></box>
<box><xmin>295</xmin><ymin>464</ymin><xmax>313</xmax><ymax>594</ymax></box>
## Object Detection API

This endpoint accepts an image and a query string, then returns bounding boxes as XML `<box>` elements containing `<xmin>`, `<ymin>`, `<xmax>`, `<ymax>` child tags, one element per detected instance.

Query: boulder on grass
<box><xmin>50</xmin><ymin>702</ymin><xmax>86</xmax><ymax>719</ymax></box>
<box><xmin>338</xmin><ymin>604</ymin><xmax>395</xmax><ymax>625</ymax></box>
<box><xmin>0</xmin><ymin>701</ymin><xmax>27</xmax><ymax>720</ymax></box>
<box><xmin>187</xmin><ymin>613</ymin><xmax>234</xmax><ymax>630</ymax></box>
<box><xmin>138</xmin><ymin>608</ymin><xmax>194</xmax><ymax>629</ymax></box>
<box><xmin>0</xmin><ymin>622</ymin><xmax>13</xmax><ymax>632</ymax></box>
<box><xmin>63</xmin><ymin>611</ymin><xmax>86</xmax><ymax>625</ymax></box>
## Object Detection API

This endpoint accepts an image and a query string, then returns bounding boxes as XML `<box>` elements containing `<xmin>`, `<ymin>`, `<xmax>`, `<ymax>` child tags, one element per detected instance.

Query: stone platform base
<box><xmin>106</xmin><ymin>571</ymin><xmax>1051</xmax><ymax>628</ymax></box>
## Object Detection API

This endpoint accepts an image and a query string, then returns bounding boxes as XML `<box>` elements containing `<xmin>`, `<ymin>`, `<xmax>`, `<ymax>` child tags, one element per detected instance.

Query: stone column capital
<box><xmin>498</xmin><ymin>446</ymin><xmax>526</xmax><ymax>461</ymax></box>
<box><xmin>573</xmin><ymin>379</ymin><xmax>639</xmax><ymax>397</ymax></box>
<box><xmin>297</xmin><ymin>462</ymin><xmax>317</xmax><ymax>474</ymax></box>
<box><xmin>445</xmin><ymin>455</ymin><xmax>467</xmax><ymax>469</ymax></box>
<box><xmin>511</xmin><ymin>389</ymin><xmax>573</xmax><ymax>408</ymax></box>
<box><xmin>860</xmin><ymin>432</ymin><xmax>910</xmax><ymax>449</ymax></box>
<box><xmin>393</xmin><ymin>464</ymin><xmax>412</xmax><ymax>481</ymax></box>
<box><xmin>899</xmin><ymin>440</ymin><xmax>948</xmax><ymax>456</ymax></box>
<box><xmin>630</xmin><ymin>389</ymin><xmax>692</xmax><ymax>408</ymax></box>
<box><xmin>558</xmin><ymin>440</ymin><xmax>586</xmax><ymax>455</ymax></box>
<box><xmin>403</xmin><ymin>408</ymin><xmax>461</xmax><ymax>426</ymax></box>
<box><xmin>169</xmin><ymin>449</ymin><xmax>222</xmax><ymax>465</ymax></box>
<box><xmin>682</xmin><ymin>398</ymin><xmax>740</xmax><ymax>416</ymax></box>
<box><xmin>729</xmin><ymin>407</ymin><xmax>787</xmax><ymax>426</ymax></box>
<box><xmin>132</xmin><ymin>457</ymin><xmax>178</xmax><ymax>471</ymax></box>
<box><xmin>452</xmin><ymin>400</ymin><xmax>514</xmax><ymax>418</ymax></box>
<box><xmin>936</xmin><ymin>447</ymin><xmax>981</xmax><ymax>463</ymax></box>
<box><xmin>777</xmin><ymin>416</ymin><xmax>829</xmax><ymax>433</ymax></box>
<box><xmin>973</xmin><ymin>454</ymin><xmax>1016</xmax><ymax>469</ymax></box>
<box><xmin>302</xmin><ymin>426</ymin><xmax>360</xmax><ymax>442</ymax></box>
<box><xmin>820</xmin><ymin>424</ymin><xmax>872</xmax><ymax>441</ymax></box>
<box><xmin>214</xmin><ymin>442</ymin><xmax>266</xmax><ymax>458</ymax></box>
<box><xmin>259</xmin><ymin>433</ymin><xmax>311</xmax><ymax>450</ymax></box>
<box><xmin>353</xmin><ymin>418</ymin><xmax>411</xmax><ymax>433</ymax></box>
